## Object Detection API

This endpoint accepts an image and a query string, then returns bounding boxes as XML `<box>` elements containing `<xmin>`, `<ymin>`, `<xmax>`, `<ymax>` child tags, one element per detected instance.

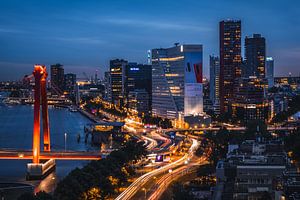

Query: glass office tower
<box><xmin>152</xmin><ymin>44</ymin><xmax>203</xmax><ymax>120</ymax></box>
<box><xmin>266</xmin><ymin>57</ymin><xmax>274</xmax><ymax>88</ymax></box>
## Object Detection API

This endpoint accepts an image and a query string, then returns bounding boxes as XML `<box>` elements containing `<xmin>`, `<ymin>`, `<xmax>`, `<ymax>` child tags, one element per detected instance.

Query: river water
<box><xmin>0</xmin><ymin>104</ymin><xmax>99</xmax><ymax>193</ymax></box>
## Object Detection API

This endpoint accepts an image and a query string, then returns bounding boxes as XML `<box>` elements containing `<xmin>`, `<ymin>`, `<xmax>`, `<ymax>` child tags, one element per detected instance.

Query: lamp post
<box><xmin>64</xmin><ymin>132</ymin><xmax>67</xmax><ymax>152</ymax></box>
<box><xmin>153</xmin><ymin>176</ymin><xmax>157</xmax><ymax>189</ymax></box>
<box><xmin>169</xmin><ymin>168</ymin><xmax>173</xmax><ymax>182</ymax></box>
<box><xmin>142</xmin><ymin>187</ymin><xmax>147</xmax><ymax>199</ymax></box>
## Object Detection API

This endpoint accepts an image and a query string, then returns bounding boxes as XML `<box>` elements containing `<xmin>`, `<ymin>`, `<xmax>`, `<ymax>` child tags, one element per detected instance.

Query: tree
<box><xmin>80</xmin><ymin>187</ymin><xmax>102</xmax><ymax>200</ymax></box>
<box><xmin>171</xmin><ymin>183</ymin><xmax>195</xmax><ymax>200</ymax></box>
<box><xmin>54</xmin><ymin>140</ymin><xmax>147</xmax><ymax>200</ymax></box>
<box><xmin>18</xmin><ymin>193</ymin><xmax>35</xmax><ymax>200</ymax></box>
<box><xmin>35</xmin><ymin>192</ymin><xmax>54</xmax><ymax>200</ymax></box>
<box><xmin>18</xmin><ymin>191</ymin><xmax>54</xmax><ymax>200</ymax></box>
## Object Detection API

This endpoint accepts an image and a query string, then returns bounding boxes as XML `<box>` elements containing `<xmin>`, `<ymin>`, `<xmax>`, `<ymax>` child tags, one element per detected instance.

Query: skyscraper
<box><xmin>64</xmin><ymin>73</ymin><xmax>76</xmax><ymax>96</ymax></box>
<box><xmin>125</xmin><ymin>63</ymin><xmax>152</xmax><ymax>115</ymax></box>
<box><xmin>104</xmin><ymin>71</ymin><xmax>111</xmax><ymax>102</ymax></box>
<box><xmin>152</xmin><ymin>44</ymin><xmax>203</xmax><ymax>120</ymax></box>
<box><xmin>232</xmin><ymin>77</ymin><xmax>269</xmax><ymax>124</ymax></box>
<box><xmin>127</xmin><ymin>89</ymin><xmax>150</xmax><ymax>117</ymax></box>
<box><xmin>109</xmin><ymin>59</ymin><xmax>128</xmax><ymax>106</ymax></box>
<box><xmin>109</xmin><ymin>59</ymin><xmax>152</xmax><ymax>112</ymax></box>
<box><xmin>266</xmin><ymin>57</ymin><xmax>274</xmax><ymax>88</ymax></box>
<box><xmin>244</xmin><ymin>34</ymin><xmax>266</xmax><ymax>78</ymax></box>
<box><xmin>209</xmin><ymin>55</ymin><xmax>220</xmax><ymax>114</ymax></box>
<box><xmin>219</xmin><ymin>20</ymin><xmax>242</xmax><ymax>114</ymax></box>
<box><xmin>50</xmin><ymin>63</ymin><xmax>64</xmax><ymax>95</ymax></box>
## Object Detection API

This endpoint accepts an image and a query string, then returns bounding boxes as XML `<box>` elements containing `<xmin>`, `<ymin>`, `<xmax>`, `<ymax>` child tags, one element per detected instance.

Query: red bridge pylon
<box><xmin>32</xmin><ymin>65</ymin><xmax>51</xmax><ymax>164</ymax></box>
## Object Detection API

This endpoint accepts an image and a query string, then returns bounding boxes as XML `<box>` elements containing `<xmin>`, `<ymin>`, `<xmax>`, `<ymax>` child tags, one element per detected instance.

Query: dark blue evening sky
<box><xmin>0</xmin><ymin>0</ymin><xmax>299</xmax><ymax>80</ymax></box>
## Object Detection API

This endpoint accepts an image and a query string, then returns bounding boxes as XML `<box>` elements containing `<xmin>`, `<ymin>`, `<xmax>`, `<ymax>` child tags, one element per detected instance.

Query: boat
<box><xmin>2</xmin><ymin>98</ymin><xmax>21</xmax><ymax>105</ymax></box>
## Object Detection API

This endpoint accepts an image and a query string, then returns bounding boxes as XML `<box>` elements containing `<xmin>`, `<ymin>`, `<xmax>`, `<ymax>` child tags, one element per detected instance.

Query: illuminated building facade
<box><xmin>152</xmin><ymin>44</ymin><xmax>203</xmax><ymax>120</ymax></box>
<box><xmin>109</xmin><ymin>59</ymin><xmax>152</xmax><ymax>111</ymax></box>
<box><xmin>109</xmin><ymin>59</ymin><xmax>128</xmax><ymax>106</ymax></box>
<box><xmin>127</xmin><ymin>89</ymin><xmax>150</xmax><ymax>117</ymax></box>
<box><xmin>50</xmin><ymin>63</ymin><xmax>64</xmax><ymax>94</ymax></box>
<box><xmin>219</xmin><ymin>20</ymin><xmax>242</xmax><ymax>114</ymax></box>
<box><xmin>209</xmin><ymin>55</ymin><xmax>220</xmax><ymax>114</ymax></box>
<box><xmin>274</xmin><ymin>76</ymin><xmax>300</xmax><ymax>91</ymax></box>
<box><xmin>231</xmin><ymin>77</ymin><xmax>269</xmax><ymax>124</ymax></box>
<box><xmin>244</xmin><ymin>34</ymin><xmax>266</xmax><ymax>78</ymax></box>
<box><xmin>104</xmin><ymin>71</ymin><xmax>111</xmax><ymax>102</ymax></box>
<box><xmin>125</xmin><ymin>63</ymin><xmax>152</xmax><ymax>115</ymax></box>
<box><xmin>266</xmin><ymin>57</ymin><xmax>274</xmax><ymax>88</ymax></box>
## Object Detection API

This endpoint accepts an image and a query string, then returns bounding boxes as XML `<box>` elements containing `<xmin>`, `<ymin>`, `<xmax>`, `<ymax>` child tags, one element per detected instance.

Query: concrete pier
<box><xmin>26</xmin><ymin>159</ymin><xmax>56</xmax><ymax>180</ymax></box>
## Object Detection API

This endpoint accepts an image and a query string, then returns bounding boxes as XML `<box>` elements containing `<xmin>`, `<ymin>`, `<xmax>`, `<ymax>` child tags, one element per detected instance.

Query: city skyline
<box><xmin>0</xmin><ymin>1</ymin><xmax>300</xmax><ymax>197</ymax></box>
<box><xmin>1</xmin><ymin>0</ymin><xmax>300</xmax><ymax>81</ymax></box>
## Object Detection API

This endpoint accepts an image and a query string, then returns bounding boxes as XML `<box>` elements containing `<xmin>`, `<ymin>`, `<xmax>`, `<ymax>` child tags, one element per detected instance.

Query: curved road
<box><xmin>115</xmin><ymin>139</ymin><xmax>199</xmax><ymax>200</ymax></box>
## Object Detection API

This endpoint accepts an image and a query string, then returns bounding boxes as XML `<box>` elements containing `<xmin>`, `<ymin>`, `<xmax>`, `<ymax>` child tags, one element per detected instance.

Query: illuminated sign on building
<box><xmin>155</xmin><ymin>155</ymin><xmax>164</xmax><ymax>162</ymax></box>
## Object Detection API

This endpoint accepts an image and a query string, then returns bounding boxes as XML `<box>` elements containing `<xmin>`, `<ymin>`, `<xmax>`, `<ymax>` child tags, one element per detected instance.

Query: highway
<box><xmin>124</xmin><ymin>117</ymin><xmax>172</xmax><ymax>152</ymax></box>
<box><xmin>115</xmin><ymin>139</ymin><xmax>199</xmax><ymax>200</ymax></box>
<box><xmin>170</xmin><ymin>125</ymin><xmax>297</xmax><ymax>132</ymax></box>
<box><xmin>142</xmin><ymin>135</ymin><xmax>158</xmax><ymax>150</ymax></box>
<box><xmin>148</xmin><ymin>153</ymin><xmax>208</xmax><ymax>200</ymax></box>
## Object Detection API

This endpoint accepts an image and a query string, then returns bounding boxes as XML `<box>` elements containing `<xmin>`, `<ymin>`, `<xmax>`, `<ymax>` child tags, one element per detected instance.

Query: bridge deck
<box><xmin>0</xmin><ymin>150</ymin><xmax>102</xmax><ymax>160</ymax></box>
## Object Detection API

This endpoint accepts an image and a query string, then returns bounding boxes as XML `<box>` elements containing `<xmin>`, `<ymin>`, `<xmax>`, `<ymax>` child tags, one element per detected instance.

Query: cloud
<box><xmin>53</xmin><ymin>37</ymin><xmax>106</xmax><ymax>45</ymax></box>
<box><xmin>0</xmin><ymin>27</ymin><xmax>28</xmax><ymax>34</ymax></box>
<box><xmin>102</xmin><ymin>18</ymin><xmax>211</xmax><ymax>32</ymax></box>
<box><xmin>72</xmin><ymin>16</ymin><xmax>212</xmax><ymax>32</ymax></box>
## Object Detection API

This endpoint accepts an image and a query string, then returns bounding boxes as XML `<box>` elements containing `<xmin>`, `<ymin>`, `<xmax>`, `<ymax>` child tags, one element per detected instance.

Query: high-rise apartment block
<box><xmin>104</xmin><ymin>71</ymin><xmax>111</xmax><ymax>102</ymax></box>
<box><xmin>244</xmin><ymin>34</ymin><xmax>266</xmax><ymax>78</ymax></box>
<box><xmin>209</xmin><ymin>55</ymin><xmax>220</xmax><ymax>114</ymax></box>
<box><xmin>266</xmin><ymin>57</ymin><xmax>274</xmax><ymax>88</ymax></box>
<box><xmin>125</xmin><ymin>63</ymin><xmax>152</xmax><ymax>115</ymax></box>
<box><xmin>50</xmin><ymin>63</ymin><xmax>64</xmax><ymax>95</ymax></box>
<box><xmin>109</xmin><ymin>59</ymin><xmax>128</xmax><ymax>106</ymax></box>
<box><xmin>231</xmin><ymin>77</ymin><xmax>269</xmax><ymax>124</ymax></box>
<box><xmin>219</xmin><ymin>20</ymin><xmax>242</xmax><ymax>114</ymax></box>
<box><xmin>108</xmin><ymin>59</ymin><xmax>152</xmax><ymax>115</ymax></box>
<box><xmin>64</xmin><ymin>73</ymin><xmax>76</xmax><ymax>96</ymax></box>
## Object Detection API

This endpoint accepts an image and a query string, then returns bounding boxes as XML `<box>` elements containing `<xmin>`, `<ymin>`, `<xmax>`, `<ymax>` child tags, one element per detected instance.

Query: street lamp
<box><xmin>169</xmin><ymin>168</ymin><xmax>173</xmax><ymax>181</ymax></box>
<box><xmin>142</xmin><ymin>187</ymin><xmax>147</xmax><ymax>199</ymax></box>
<box><xmin>153</xmin><ymin>176</ymin><xmax>158</xmax><ymax>188</ymax></box>
<box><xmin>64</xmin><ymin>132</ymin><xmax>67</xmax><ymax>152</ymax></box>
